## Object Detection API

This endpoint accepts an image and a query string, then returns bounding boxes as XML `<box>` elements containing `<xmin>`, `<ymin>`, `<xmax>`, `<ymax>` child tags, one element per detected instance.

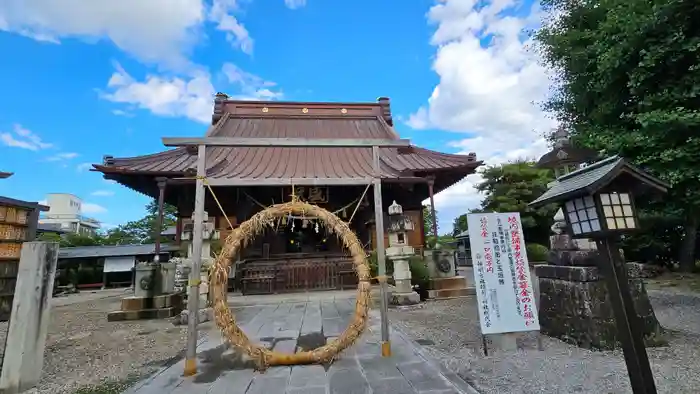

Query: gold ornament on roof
<box><xmin>262</xmin><ymin>107</ymin><xmax>269</xmax><ymax>113</ymax></box>
<box><xmin>302</xmin><ymin>107</ymin><xmax>309</xmax><ymax>114</ymax></box>
<box><xmin>341</xmin><ymin>108</ymin><xmax>348</xmax><ymax>114</ymax></box>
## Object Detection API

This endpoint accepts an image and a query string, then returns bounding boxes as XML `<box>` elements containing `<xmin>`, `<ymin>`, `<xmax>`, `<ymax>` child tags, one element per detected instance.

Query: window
<box><xmin>565</xmin><ymin>196</ymin><xmax>600</xmax><ymax>235</ymax></box>
<box><xmin>599</xmin><ymin>193</ymin><xmax>635</xmax><ymax>230</ymax></box>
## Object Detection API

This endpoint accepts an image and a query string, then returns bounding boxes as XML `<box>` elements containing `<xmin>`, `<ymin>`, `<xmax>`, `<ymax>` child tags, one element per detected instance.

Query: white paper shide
<box><xmin>467</xmin><ymin>212</ymin><xmax>540</xmax><ymax>334</ymax></box>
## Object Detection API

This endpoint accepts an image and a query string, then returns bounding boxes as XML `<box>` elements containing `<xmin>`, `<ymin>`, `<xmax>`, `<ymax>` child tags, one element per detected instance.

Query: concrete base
<box><xmin>107</xmin><ymin>292</ymin><xmax>184</xmax><ymax>322</ymax></box>
<box><xmin>389</xmin><ymin>291</ymin><xmax>421</xmax><ymax>306</ymax></box>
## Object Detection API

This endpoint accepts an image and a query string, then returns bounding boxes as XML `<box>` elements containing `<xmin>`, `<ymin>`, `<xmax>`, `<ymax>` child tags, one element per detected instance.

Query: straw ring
<box><xmin>210</xmin><ymin>200</ymin><xmax>372</xmax><ymax>370</ymax></box>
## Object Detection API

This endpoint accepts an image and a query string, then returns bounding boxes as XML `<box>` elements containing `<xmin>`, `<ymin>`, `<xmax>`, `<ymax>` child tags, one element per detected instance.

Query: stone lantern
<box><xmin>385</xmin><ymin>201</ymin><xmax>420</xmax><ymax>305</ymax></box>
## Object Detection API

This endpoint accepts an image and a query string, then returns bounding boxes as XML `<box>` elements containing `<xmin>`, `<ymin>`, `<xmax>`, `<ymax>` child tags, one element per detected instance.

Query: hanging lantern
<box><xmin>342</xmin><ymin>208</ymin><xmax>347</xmax><ymax>218</ymax></box>
<box><xmin>302</xmin><ymin>219</ymin><xmax>308</xmax><ymax>229</ymax></box>
<box><xmin>282</xmin><ymin>216</ymin><xmax>287</xmax><ymax>225</ymax></box>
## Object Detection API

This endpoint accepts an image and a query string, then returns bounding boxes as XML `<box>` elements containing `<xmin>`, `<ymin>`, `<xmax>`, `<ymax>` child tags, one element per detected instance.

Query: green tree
<box><xmin>452</xmin><ymin>208</ymin><xmax>486</xmax><ymax>237</ymax></box>
<box><xmin>456</xmin><ymin>161</ymin><xmax>556</xmax><ymax>245</ymax></box>
<box><xmin>422</xmin><ymin>205</ymin><xmax>438</xmax><ymax>237</ymax></box>
<box><xmin>110</xmin><ymin>199</ymin><xmax>178</xmax><ymax>244</ymax></box>
<box><xmin>536</xmin><ymin>0</ymin><xmax>700</xmax><ymax>271</ymax></box>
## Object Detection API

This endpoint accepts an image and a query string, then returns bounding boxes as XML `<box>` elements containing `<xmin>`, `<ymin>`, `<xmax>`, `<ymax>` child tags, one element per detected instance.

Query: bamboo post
<box><xmin>0</xmin><ymin>242</ymin><xmax>58</xmax><ymax>393</ymax></box>
<box><xmin>184</xmin><ymin>144</ymin><xmax>207</xmax><ymax>376</ymax></box>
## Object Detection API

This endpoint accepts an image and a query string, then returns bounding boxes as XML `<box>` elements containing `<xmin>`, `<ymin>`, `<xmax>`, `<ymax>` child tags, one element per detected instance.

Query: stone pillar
<box><xmin>392</xmin><ymin>259</ymin><xmax>412</xmax><ymax>293</ymax></box>
<box><xmin>0</xmin><ymin>242</ymin><xmax>58</xmax><ymax>393</ymax></box>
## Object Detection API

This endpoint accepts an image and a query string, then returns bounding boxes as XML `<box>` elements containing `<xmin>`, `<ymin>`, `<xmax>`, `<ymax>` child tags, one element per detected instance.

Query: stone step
<box><xmin>428</xmin><ymin>288</ymin><xmax>475</xmax><ymax>300</ymax></box>
<box><xmin>430</xmin><ymin>276</ymin><xmax>468</xmax><ymax>290</ymax></box>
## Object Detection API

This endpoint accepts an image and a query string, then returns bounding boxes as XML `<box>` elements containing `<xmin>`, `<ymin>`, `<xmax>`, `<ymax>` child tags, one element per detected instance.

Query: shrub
<box><xmin>526</xmin><ymin>243</ymin><xmax>549</xmax><ymax>262</ymax></box>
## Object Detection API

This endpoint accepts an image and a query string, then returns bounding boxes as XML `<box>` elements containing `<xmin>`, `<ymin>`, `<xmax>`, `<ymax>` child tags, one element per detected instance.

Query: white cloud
<box><xmin>82</xmin><ymin>202</ymin><xmax>107</xmax><ymax>214</ymax></box>
<box><xmin>0</xmin><ymin>0</ymin><xmax>206</xmax><ymax>69</ymax></box>
<box><xmin>102</xmin><ymin>62</ymin><xmax>282</xmax><ymax>123</ymax></box>
<box><xmin>222</xmin><ymin>63</ymin><xmax>284</xmax><ymax>101</ymax></box>
<box><xmin>285</xmin><ymin>0</ymin><xmax>307</xmax><ymax>9</ymax></box>
<box><xmin>91</xmin><ymin>190</ymin><xmax>115</xmax><ymax>197</ymax></box>
<box><xmin>414</xmin><ymin>0</ymin><xmax>556</xmax><ymax>232</ymax></box>
<box><xmin>77</xmin><ymin>163</ymin><xmax>93</xmax><ymax>171</ymax></box>
<box><xmin>209</xmin><ymin>0</ymin><xmax>253</xmax><ymax>54</ymax></box>
<box><xmin>0</xmin><ymin>0</ymin><xmax>303</xmax><ymax>68</ymax></box>
<box><xmin>46</xmin><ymin>152</ymin><xmax>79</xmax><ymax>161</ymax></box>
<box><xmin>38</xmin><ymin>199</ymin><xmax>47</xmax><ymax>206</ymax></box>
<box><xmin>0</xmin><ymin>124</ymin><xmax>53</xmax><ymax>151</ymax></box>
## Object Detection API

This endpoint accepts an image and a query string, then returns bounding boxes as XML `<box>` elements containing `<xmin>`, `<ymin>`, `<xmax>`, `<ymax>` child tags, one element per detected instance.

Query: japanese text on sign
<box><xmin>467</xmin><ymin>212</ymin><xmax>540</xmax><ymax>334</ymax></box>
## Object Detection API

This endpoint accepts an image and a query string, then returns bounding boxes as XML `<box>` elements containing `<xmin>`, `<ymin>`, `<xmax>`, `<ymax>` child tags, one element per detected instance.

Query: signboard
<box><xmin>467</xmin><ymin>212</ymin><xmax>540</xmax><ymax>334</ymax></box>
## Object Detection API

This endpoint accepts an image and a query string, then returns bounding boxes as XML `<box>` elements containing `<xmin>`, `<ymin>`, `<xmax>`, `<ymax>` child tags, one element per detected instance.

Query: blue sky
<box><xmin>0</xmin><ymin>0</ymin><xmax>551</xmax><ymax>233</ymax></box>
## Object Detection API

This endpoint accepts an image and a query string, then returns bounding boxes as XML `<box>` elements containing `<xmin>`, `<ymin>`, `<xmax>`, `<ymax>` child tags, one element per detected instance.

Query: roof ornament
<box><xmin>262</xmin><ymin>107</ymin><xmax>269</xmax><ymax>113</ymax></box>
<box><xmin>341</xmin><ymin>108</ymin><xmax>347</xmax><ymax>114</ymax></box>
<box><xmin>302</xmin><ymin>108</ymin><xmax>309</xmax><ymax>114</ymax></box>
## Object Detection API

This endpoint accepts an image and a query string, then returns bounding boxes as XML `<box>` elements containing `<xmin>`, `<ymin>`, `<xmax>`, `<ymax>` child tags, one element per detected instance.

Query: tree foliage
<box><xmin>536</xmin><ymin>0</ymin><xmax>700</xmax><ymax>270</ymax></box>
<box><xmin>451</xmin><ymin>161</ymin><xmax>557</xmax><ymax>245</ymax></box>
<box><xmin>38</xmin><ymin>199</ymin><xmax>178</xmax><ymax>247</ymax></box>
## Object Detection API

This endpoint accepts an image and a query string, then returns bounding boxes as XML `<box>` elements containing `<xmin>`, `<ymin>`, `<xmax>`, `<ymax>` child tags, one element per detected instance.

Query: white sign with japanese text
<box><xmin>467</xmin><ymin>212</ymin><xmax>540</xmax><ymax>334</ymax></box>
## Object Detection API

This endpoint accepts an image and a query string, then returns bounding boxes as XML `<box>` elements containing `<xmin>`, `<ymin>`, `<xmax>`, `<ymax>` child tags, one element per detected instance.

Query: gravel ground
<box><xmin>389</xmin><ymin>288</ymin><xmax>700</xmax><ymax>394</ymax></box>
<box><xmin>1</xmin><ymin>292</ymin><xmax>212</xmax><ymax>394</ymax></box>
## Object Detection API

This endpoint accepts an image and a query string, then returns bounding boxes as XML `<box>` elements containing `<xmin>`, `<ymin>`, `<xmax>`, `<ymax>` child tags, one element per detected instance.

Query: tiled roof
<box><xmin>530</xmin><ymin>156</ymin><xmax>669</xmax><ymax>207</ymax></box>
<box><xmin>94</xmin><ymin>105</ymin><xmax>480</xmax><ymax>182</ymax></box>
<box><xmin>58</xmin><ymin>243</ymin><xmax>180</xmax><ymax>259</ymax></box>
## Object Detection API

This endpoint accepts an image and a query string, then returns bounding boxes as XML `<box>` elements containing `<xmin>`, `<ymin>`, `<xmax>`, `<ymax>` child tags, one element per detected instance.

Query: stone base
<box><xmin>428</xmin><ymin>288</ymin><xmax>476</xmax><ymax>299</ymax></box>
<box><xmin>429</xmin><ymin>276</ymin><xmax>475</xmax><ymax>300</ymax></box>
<box><xmin>108</xmin><ymin>293</ymin><xmax>184</xmax><ymax>322</ymax></box>
<box><xmin>107</xmin><ymin>307</ymin><xmax>181</xmax><ymax>322</ymax></box>
<box><xmin>120</xmin><ymin>292</ymin><xmax>184</xmax><ymax>311</ymax></box>
<box><xmin>535</xmin><ymin>263</ymin><xmax>663</xmax><ymax>350</ymax></box>
<box><xmin>389</xmin><ymin>291</ymin><xmax>421</xmax><ymax>306</ymax></box>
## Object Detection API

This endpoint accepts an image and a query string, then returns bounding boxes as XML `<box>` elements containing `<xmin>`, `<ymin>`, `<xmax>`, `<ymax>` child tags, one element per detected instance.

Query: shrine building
<box><xmin>93</xmin><ymin>95</ymin><xmax>481</xmax><ymax>295</ymax></box>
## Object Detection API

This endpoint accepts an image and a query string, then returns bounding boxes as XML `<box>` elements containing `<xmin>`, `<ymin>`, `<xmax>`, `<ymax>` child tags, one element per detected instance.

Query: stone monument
<box><xmin>107</xmin><ymin>259</ymin><xmax>182</xmax><ymax>322</ymax></box>
<box><xmin>386</xmin><ymin>201</ymin><xmax>421</xmax><ymax>305</ymax></box>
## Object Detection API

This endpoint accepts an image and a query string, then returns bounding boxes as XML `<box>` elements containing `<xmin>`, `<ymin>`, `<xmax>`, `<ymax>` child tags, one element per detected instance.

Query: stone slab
<box><xmin>329</xmin><ymin>368</ymin><xmax>370</xmax><ymax>394</ymax></box>
<box><xmin>286</xmin><ymin>386</ymin><xmax>327</xmax><ymax>394</ymax></box>
<box><xmin>396</xmin><ymin>362</ymin><xmax>451</xmax><ymax>392</ymax></box>
<box><xmin>289</xmin><ymin>365</ymin><xmax>327</xmax><ymax>388</ymax></box>
<box><xmin>246</xmin><ymin>376</ymin><xmax>289</xmax><ymax>394</ymax></box>
<box><xmin>123</xmin><ymin>298</ymin><xmax>478</xmax><ymax>394</ymax></box>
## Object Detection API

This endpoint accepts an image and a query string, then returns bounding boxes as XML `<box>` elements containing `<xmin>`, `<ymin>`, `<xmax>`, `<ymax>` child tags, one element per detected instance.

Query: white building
<box><xmin>39</xmin><ymin>193</ymin><xmax>101</xmax><ymax>235</ymax></box>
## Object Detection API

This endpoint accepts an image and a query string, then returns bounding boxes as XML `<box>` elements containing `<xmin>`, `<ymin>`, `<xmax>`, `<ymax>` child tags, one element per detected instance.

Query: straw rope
<box><xmin>202</xmin><ymin>179</ymin><xmax>372</xmax><ymax>371</ymax></box>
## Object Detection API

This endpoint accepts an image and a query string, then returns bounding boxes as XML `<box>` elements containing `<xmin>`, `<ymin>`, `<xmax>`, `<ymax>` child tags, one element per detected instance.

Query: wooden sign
<box><xmin>292</xmin><ymin>186</ymin><xmax>329</xmax><ymax>204</ymax></box>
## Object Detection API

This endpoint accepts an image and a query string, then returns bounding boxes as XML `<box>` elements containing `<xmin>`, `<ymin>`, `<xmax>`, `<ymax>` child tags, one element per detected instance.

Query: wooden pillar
<box><xmin>427</xmin><ymin>176</ymin><xmax>439</xmax><ymax>240</ymax></box>
<box><xmin>0</xmin><ymin>242</ymin><xmax>59</xmax><ymax>394</ymax></box>
<box><xmin>372</xmin><ymin>146</ymin><xmax>391</xmax><ymax>357</ymax></box>
<box><xmin>184</xmin><ymin>144</ymin><xmax>207</xmax><ymax>376</ymax></box>
<box><xmin>154</xmin><ymin>177</ymin><xmax>168</xmax><ymax>262</ymax></box>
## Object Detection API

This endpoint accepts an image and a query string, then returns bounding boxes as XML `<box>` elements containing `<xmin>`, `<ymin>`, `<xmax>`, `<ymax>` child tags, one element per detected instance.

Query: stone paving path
<box><xmin>124</xmin><ymin>294</ymin><xmax>477</xmax><ymax>394</ymax></box>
